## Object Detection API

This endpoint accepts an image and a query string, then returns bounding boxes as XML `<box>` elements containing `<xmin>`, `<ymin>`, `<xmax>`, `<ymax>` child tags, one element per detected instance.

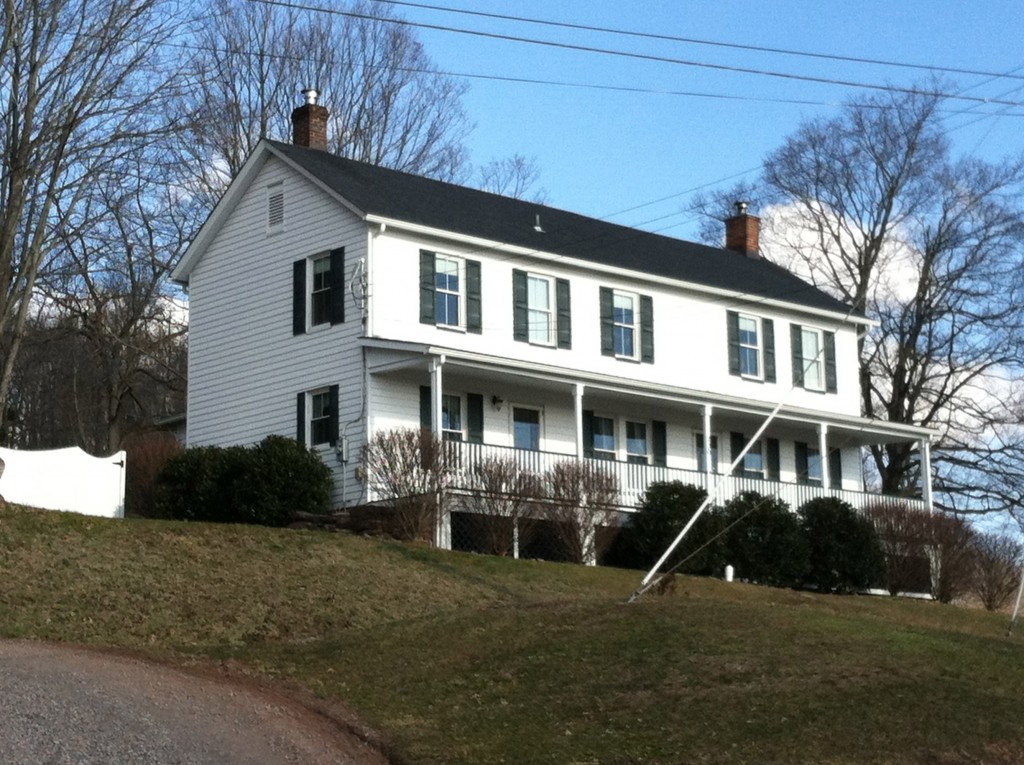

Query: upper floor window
<box><xmin>420</xmin><ymin>250</ymin><xmax>481</xmax><ymax>333</ymax></box>
<box><xmin>266</xmin><ymin>182</ymin><xmax>284</xmax><ymax>231</ymax></box>
<box><xmin>599</xmin><ymin>287</ymin><xmax>653</xmax><ymax>363</ymax></box>
<box><xmin>727</xmin><ymin>311</ymin><xmax>775</xmax><ymax>382</ymax></box>
<box><xmin>311</xmin><ymin>255</ymin><xmax>332</xmax><ymax>326</ymax></box>
<box><xmin>791</xmin><ymin>323</ymin><xmax>837</xmax><ymax>393</ymax></box>
<box><xmin>513</xmin><ymin>270</ymin><xmax>572</xmax><ymax>348</ymax></box>
<box><xmin>293</xmin><ymin>249</ymin><xmax>344</xmax><ymax>335</ymax></box>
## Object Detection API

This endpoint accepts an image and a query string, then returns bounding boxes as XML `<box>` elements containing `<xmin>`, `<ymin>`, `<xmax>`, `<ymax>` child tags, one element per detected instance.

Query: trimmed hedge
<box><xmin>720</xmin><ymin>491</ymin><xmax>807</xmax><ymax>588</ymax></box>
<box><xmin>154</xmin><ymin>435</ymin><xmax>332</xmax><ymax>526</ymax></box>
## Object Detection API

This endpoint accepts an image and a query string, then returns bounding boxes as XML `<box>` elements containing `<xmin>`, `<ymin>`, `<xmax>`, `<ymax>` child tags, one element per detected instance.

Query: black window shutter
<box><xmin>795</xmin><ymin>441</ymin><xmax>809</xmax><ymax>484</ymax></box>
<box><xmin>599</xmin><ymin>287</ymin><xmax>614</xmax><ymax>356</ymax></box>
<box><xmin>466</xmin><ymin>259</ymin><xmax>482</xmax><ymax>333</ymax></box>
<box><xmin>791</xmin><ymin>323</ymin><xmax>804</xmax><ymax>387</ymax></box>
<box><xmin>640</xmin><ymin>294</ymin><xmax>654</xmax><ymax>363</ymax></box>
<box><xmin>329</xmin><ymin>247</ymin><xmax>345</xmax><ymax>325</ymax></box>
<box><xmin>582</xmin><ymin>410</ymin><xmax>595</xmax><ymax>458</ymax></box>
<box><xmin>292</xmin><ymin>260</ymin><xmax>306</xmax><ymax>335</ymax></box>
<box><xmin>419</xmin><ymin>385</ymin><xmax>432</xmax><ymax>430</ymax></box>
<box><xmin>766</xmin><ymin>438</ymin><xmax>780</xmax><ymax>481</ymax></box>
<box><xmin>419</xmin><ymin>251</ymin><xmax>435</xmax><ymax>325</ymax></box>
<box><xmin>829</xmin><ymin>448</ymin><xmax>843</xmax><ymax>489</ymax></box>
<box><xmin>296</xmin><ymin>392</ymin><xmax>306</xmax><ymax>444</ymax></box>
<box><xmin>467</xmin><ymin>393</ymin><xmax>484</xmax><ymax>444</ymax></box>
<box><xmin>652</xmin><ymin>420</ymin><xmax>667</xmax><ymax>467</ymax></box>
<box><xmin>727</xmin><ymin>311</ymin><xmax>740</xmax><ymax>376</ymax></box>
<box><xmin>824</xmin><ymin>331</ymin><xmax>837</xmax><ymax>393</ymax></box>
<box><xmin>512</xmin><ymin>269</ymin><xmax>528</xmax><ymax>342</ymax></box>
<box><xmin>730</xmin><ymin>431</ymin><xmax>745</xmax><ymax>477</ymax></box>
<box><xmin>763</xmin><ymin>318</ymin><xmax>776</xmax><ymax>383</ymax></box>
<box><xmin>328</xmin><ymin>384</ymin><xmax>339</xmax><ymax>447</ymax></box>
<box><xmin>556</xmin><ymin>278</ymin><xmax>572</xmax><ymax>349</ymax></box>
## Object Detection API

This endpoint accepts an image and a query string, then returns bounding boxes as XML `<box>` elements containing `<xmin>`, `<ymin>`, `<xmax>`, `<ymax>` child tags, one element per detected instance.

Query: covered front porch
<box><xmin>364</xmin><ymin>341</ymin><xmax>935</xmax><ymax>515</ymax></box>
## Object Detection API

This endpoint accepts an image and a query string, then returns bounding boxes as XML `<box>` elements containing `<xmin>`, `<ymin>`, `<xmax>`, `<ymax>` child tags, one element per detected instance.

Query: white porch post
<box><xmin>920</xmin><ymin>437</ymin><xmax>934</xmax><ymax>512</ymax></box>
<box><xmin>818</xmin><ymin>423</ymin><xmax>830</xmax><ymax>490</ymax></box>
<box><xmin>702</xmin><ymin>404</ymin><xmax>714</xmax><ymax>489</ymax></box>
<box><xmin>574</xmin><ymin>383</ymin><xmax>585</xmax><ymax>459</ymax></box>
<box><xmin>429</xmin><ymin>356</ymin><xmax>451</xmax><ymax>550</ymax></box>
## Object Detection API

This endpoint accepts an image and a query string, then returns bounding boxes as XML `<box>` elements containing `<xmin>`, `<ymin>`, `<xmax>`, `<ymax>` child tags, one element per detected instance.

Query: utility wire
<box><xmin>248</xmin><ymin>0</ymin><xmax>1024</xmax><ymax>108</ymax></box>
<box><xmin>372</xmin><ymin>0</ymin><xmax>1024</xmax><ymax>84</ymax></box>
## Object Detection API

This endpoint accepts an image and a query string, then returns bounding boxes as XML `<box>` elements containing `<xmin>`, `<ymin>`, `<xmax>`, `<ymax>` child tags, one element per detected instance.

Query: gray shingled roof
<box><xmin>268</xmin><ymin>140</ymin><xmax>853</xmax><ymax>316</ymax></box>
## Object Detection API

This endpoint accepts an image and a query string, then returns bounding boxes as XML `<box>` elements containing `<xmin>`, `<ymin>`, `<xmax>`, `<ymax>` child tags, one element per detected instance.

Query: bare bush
<box><xmin>867</xmin><ymin>503</ymin><xmax>976</xmax><ymax>601</ymax></box>
<box><xmin>466</xmin><ymin>457</ymin><xmax>543</xmax><ymax>556</ymax></box>
<box><xmin>971</xmin><ymin>532</ymin><xmax>1023</xmax><ymax>611</ymax></box>
<box><xmin>363</xmin><ymin>428</ymin><xmax>453</xmax><ymax>542</ymax></box>
<box><xmin>543</xmin><ymin>460</ymin><xmax>620</xmax><ymax>564</ymax></box>
<box><xmin>124</xmin><ymin>430</ymin><xmax>182</xmax><ymax>518</ymax></box>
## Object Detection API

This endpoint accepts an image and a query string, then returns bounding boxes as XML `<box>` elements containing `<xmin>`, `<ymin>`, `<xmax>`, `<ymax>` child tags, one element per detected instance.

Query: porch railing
<box><xmin>448</xmin><ymin>441</ymin><xmax>927</xmax><ymax>513</ymax></box>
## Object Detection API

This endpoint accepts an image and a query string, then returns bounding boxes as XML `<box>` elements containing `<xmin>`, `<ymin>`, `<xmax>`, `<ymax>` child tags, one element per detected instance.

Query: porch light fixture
<box><xmin>491</xmin><ymin>395</ymin><xmax>504</xmax><ymax>411</ymax></box>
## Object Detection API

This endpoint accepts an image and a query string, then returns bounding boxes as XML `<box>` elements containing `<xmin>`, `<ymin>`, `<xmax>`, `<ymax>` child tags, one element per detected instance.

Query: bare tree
<box><xmin>179</xmin><ymin>0</ymin><xmax>471</xmax><ymax>194</ymax></box>
<box><xmin>0</xmin><ymin>0</ymin><xmax>182</xmax><ymax>442</ymax></box>
<box><xmin>477</xmin><ymin>154</ymin><xmax>546</xmax><ymax>201</ymax></box>
<box><xmin>693</xmin><ymin>89</ymin><xmax>1024</xmax><ymax>513</ymax></box>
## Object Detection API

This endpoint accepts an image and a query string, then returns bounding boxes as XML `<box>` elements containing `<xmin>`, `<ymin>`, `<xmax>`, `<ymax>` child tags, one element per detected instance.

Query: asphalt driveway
<box><xmin>0</xmin><ymin>641</ymin><xmax>390</xmax><ymax>764</ymax></box>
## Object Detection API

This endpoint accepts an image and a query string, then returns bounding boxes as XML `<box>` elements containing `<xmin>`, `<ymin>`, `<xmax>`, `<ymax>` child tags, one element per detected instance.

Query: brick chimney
<box><xmin>291</xmin><ymin>88</ymin><xmax>328</xmax><ymax>151</ymax></box>
<box><xmin>725</xmin><ymin>201</ymin><xmax>760</xmax><ymax>258</ymax></box>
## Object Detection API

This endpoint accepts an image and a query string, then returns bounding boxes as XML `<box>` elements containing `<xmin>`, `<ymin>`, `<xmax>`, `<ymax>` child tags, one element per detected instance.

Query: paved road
<box><xmin>0</xmin><ymin>641</ymin><xmax>391</xmax><ymax>765</ymax></box>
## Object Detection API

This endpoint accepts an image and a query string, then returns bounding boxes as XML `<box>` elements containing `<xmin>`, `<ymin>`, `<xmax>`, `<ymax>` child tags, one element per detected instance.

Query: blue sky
<box><xmin>395</xmin><ymin>1</ymin><xmax>1024</xmax><ymax>240</ymax></box>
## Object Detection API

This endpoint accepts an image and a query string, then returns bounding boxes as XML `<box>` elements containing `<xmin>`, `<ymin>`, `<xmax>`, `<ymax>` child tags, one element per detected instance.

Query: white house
<box><xmin>172</xmin><ymin>93</ymin><xmax>934</xmax><ymax>540</ymax></box>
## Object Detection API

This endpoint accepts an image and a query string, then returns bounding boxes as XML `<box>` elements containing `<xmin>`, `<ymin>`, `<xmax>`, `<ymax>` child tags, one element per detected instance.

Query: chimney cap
<box><xmin>302</xmin><ymin>88</ymin><xmax>320</xmax><ymax>106</ymax></box>
<box><xmin>733</xmin><ymin>200</ymin><xmax>749</xmax><ymax>216</ymax></box>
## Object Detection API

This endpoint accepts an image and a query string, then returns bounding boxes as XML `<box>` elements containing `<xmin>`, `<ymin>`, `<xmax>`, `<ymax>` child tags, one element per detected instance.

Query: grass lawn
<box><xmin>1</xmin><ymin>504</ymin><xmax>1022</xmax><ymax>764</ymax></box>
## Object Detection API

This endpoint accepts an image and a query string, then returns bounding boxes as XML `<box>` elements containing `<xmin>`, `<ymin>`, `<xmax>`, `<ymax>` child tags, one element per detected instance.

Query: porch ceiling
<box><xmin>362</xmin><ymin>339</ymin><xmax>934</xmax><ymax>446</ymax></box>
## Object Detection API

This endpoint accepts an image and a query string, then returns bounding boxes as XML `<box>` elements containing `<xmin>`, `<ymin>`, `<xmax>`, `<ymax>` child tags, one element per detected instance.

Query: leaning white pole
<box><xmin>629</xmin><ymin>396</ymin><xmax>789</xmax><ymax>601</ymax></box>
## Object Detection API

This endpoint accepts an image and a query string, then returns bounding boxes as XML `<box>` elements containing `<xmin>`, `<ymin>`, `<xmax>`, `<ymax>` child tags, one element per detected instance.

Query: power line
<box><xmin>372</xmin><ymin>0</ymin><xmax>1024</xmax><ymax>84</ymax></box>
<box><xmin>247</xmin><ymin>0</ymin><xmax>1024</xmax><ymax>109</ymax></box>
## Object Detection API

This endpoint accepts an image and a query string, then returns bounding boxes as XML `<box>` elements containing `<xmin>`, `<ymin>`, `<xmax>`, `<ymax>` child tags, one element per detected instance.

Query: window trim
<box><xmin>737</xmin><ymin>314</ymin><xmax>763</xmax><ymax>380</ymax></box>
<box><xmin>612</xmin><ymin>290</ymin><xmax>639</xmax><ymax>360</ymax></box>
<box><xmin>434</xmin><ymin>254</ymin><xmax>464</xmax><ymax>330</ymax></box>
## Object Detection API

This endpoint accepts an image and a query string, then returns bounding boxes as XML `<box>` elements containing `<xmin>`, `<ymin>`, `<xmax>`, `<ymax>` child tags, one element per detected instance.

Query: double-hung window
<box><xmin>727</xmin><ymin>311</ymin><xmax>775</xmax><ymax>382</ymax></box>
<box><xmin>296</xmin><ymin>385</ymin><xmax>339</xmax><ymax>447</ymax></box>
<box><xmin>435</xmin><ymin>256</ymin><xmax>461</xmax><ymax>327</ymax></box>
<box><xmin>795</xmin><ymin>442</ymin><xmax>823</xmax><ymax>486</ymax></box>
<box><xmin>626</xmin><ymin>421</ymin><xmax>649</xmax><ymax>464</ymax></box>
<box><xmin>600</xmin><ymin>287</ymin><xmax>654</xmax><ymax>363</ymax></box>
<box><xmin>420</xmin><ymin>250</ymin><xmax>482</xmax><ymax>332</ymax></box>
<box><xmin>293</xmin><ymin>249</ymin><xmax>345</xmax><ymax>335</ymax></box>
<box><xmin>592</xmin><ymin>415</ymin><xmax>616</xmax><ymax>460</ymax></box>
<box><xmin>442</xmin><ymin>394</ymin><xmax>463</xmax><ymax>441</ymax></box>
<box><xmin>730</xmin><ymin>432</ymin><xmax>780</xmax><ymax>480</ymax></box>
<box><xmin>791</xmin><ymin>323</ymin><xmax>837</xmax><ymax>393</ymax></box>
<box><xmin>513</xmin><ymin>270</ymin><xmax>572</xmax><ymax>348</ymax></box>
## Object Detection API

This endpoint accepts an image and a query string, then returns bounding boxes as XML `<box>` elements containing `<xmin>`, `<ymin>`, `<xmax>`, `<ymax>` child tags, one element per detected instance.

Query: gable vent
<box><xmin>267</xmin><ymin>183</ymin><xmax>284</xmax><ymax>229</ymax></box>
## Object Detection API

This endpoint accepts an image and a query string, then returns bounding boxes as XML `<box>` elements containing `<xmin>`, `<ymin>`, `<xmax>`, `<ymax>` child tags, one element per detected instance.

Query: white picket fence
<box><xmin>0</xmin><ymin>446</ymin><xmax>126</xmax><ymax>519</ymax></box>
